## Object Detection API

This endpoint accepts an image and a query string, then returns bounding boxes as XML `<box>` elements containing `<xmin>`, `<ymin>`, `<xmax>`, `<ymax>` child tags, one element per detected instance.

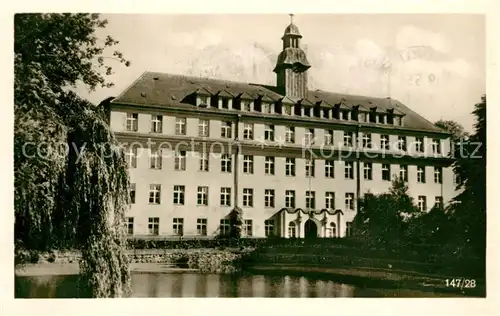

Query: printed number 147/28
<box><xmin>446</xmin><ymin>279</ymin><xmax>476</xmax><ymax>288</ymax></box>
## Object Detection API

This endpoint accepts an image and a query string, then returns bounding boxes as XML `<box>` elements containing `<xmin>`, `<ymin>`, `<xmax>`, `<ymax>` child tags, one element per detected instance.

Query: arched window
<box><xmin>288</xmin><ymin>221</ymin><xmax>296</xmax><ymax>238</ymax></box>
<box><xmin>328</xmin><ymin>222</ymin><xmax>337</xmax><ymax>238</ymax></box>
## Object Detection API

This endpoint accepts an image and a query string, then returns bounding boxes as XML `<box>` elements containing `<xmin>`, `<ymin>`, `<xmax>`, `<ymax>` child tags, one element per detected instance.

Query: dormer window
<box><xmin>243</xmin><ymin>101</ymin><xmax>252</xmax><ymax>112</ymax></box>
<box><xmin>378</xmin><ymin>113</ymin><xmax>386</xmax><ymax>124</ymax></box>
<box><xmin>369</xmin><ymin>108</ymin><xmax>377</xmax><ymax>123</ymax></box>
<box><xmin>262</xmin><ymin>102</ymin><xmax>273</xmax><ymax>114</ymax></box>
<box><xmin>304</xmin><ymin>107</ymin><xmax>312</xmax><ymax>117</ymax></box>
<box><xmin>322</xmin><ymin>108</ymin><xmax>330</xmax><ymax>119</ymax></box>
<box><xmin>221</xmin><ymin>98</ymin><xmax>229</xmax><ymax>109</ymax></box>
<box><xmin>359</xmin><ymin>112</ymin><xmax>366</xmax><ymax>122</ymax></box>
<box><xmin>387</xmin><ymin>111</ymin><xmax>394</xmax><ymax>125</ymax></box>
<box><xmin>284</xmin><ymin>104</ymin><xmax>293</xmax><ymax>115</ymax></box>
<box><xmin>341</xmin><ymin>110</ymin><xmax>349</xmax><ymax>120</ymax></box>
<box><xmin>394</xmin><ymin>116</ymin><xmax>401</xmax><ymax>126</ymax></box>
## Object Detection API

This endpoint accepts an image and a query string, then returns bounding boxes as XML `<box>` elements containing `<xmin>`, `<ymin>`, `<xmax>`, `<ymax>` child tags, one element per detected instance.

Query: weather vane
<box><xmin>289</xmin><ymin>13</ymin><xmax>294</xmax><ymax>24</ymax></box>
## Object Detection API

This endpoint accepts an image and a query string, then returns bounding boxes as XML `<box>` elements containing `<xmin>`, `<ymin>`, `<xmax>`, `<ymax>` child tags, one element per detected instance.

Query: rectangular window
<box><xmin>264</xmin><ymin>189</ymin><xmax>275</xmax><ymax>208</ymax></box>
<box><xmin>345</xmin><ymin>193</ymin><xmax>355</xmax><ymax>210</ymax></box>
<box><xmin>418</xmin><ymin>196</ymin><xmax>427</xmax><ymax>211</ymax></box>
<box><xmin>175</xmin><ymin>117</ymin><xmax>186</xmax><ymax>135</ymax></box>
<box><xmin>325</xmin><ymin>192</ymin><xmax>335</xmax><ymax>209</ymax></box>
<box><xmin>285</xmin><ymin>158</ymin><xmax>295</xmax><ymax>176</ymax></box>
<box><xmin>305</xmin><ymin>128</ymin><xmax>315</xmax><ymax>145</ymax></box>
<box><xmin>129</xmin><ymin>183</ymin><xmax>136</xmax><ymax>204</ymax></box>
<box><xmin>221</xmin><ymin>121</ymin><xmax>232</xmax><ymax>138</ymax></box>
<box><xmin>432</xmin><ymin>139</ymin><xmax>441</xmax><ymax>155</ymax></box>
<box><xmin>174</xmin><ymin>151</ymin><xmax>186</xmax><ymax>171</ymax></box>
<box><xmin>324</xmin><ymin>130</ymin><xmax>334</xmax><ymax>145</ymax></box>
<box><xmin>285</xmin><ymin>190</ymin><xmax>295</xmax><ymax>208</ymax></box>
<box><xmin>344</xmin><ymin>161</ymin><xmax>354</xmax><ymax>179</ymax></box>
<box><xmin>151</xmin><ymin>115</ymin><xmax>163</xmax><ymax>133</ymax></box>
<box><xmin>362</xmin><ymin>133</ymin><xmax>372</xmax><ymax>148</ymax></box>
<box><xmin>126</xmin><ymin>217</ymin><xmax>134</xmax><ymax>235</ymax></box>
<box><xmin>173</xmin><ymin>185</ymin><xmax>185</xmax><ymax>205</ymax></box>
<box><xmin>284</xmin><ymin>105</ymin><xmax>292</xmax><ymax>115</ymax></box>
<box><xmin>197</xmin><ymin>186</ymin><xmax>208</xmax><ymax>205</ymax></box>
<box><xmin>148</xmin><ymin>217</ymin><xmax>159</xmax><ymax>235</ymax></box>
<box><xmin>380</xmin><ymin>135</ymin><xmax>390</xmax><ymax>150</ymax></box>
<box><xmin>220</xmin><ymin>187</ymin><xmax>231</xmax><ymax>206</ymax></box>
<box><xmin>243</xmin><ymin>101</ymin><xmax>251</xmax><ymax>112</ymax></box>
<box><xmin>306</xmin><ymin>191</ymin><xmax>316</xmax><ymax>209</ymax></box>
<box><xmin>346</xmin><ymin>222</ymin><xmax>353</xmax><ymax>237</ymax></box>
<box><xmin>325</xmin><ymin>160</ymin><xmax>335</xmax><ymax>178</ymax></box>
<box><xmin>264</xmin><ymin>156</ymin><xmax>275</xmax><ymax>175</ymax></box>
<box><xmin>343</xmin><ymin>131</ymin><xmax>354</xmax><ymax>147</ymax></box>
<box><xmin>399</xmin><ymin>165</ymin><xmax>408</xmax><ymax>182</ymax></box>
<box><xmin>243</xmin><ymin>188</ymin><xmax>253</xmax><ymax>207</ymax></box>
<box><xmin>262</xmin><ymin>102</ymin><xmax>272</xmax><ymax>114</ymax></box>
<box><xmin>125</xmin><ymin>147</ymin><xmax>137</xmax><ymax>168</ymax></box>
<box><xmin>221</xmin><ymin>98</ymin><xmax>229</xmax><ymax>109</ymax></box>
<box><xmin>148</xmin><ymin>217</ymin><xmax>160</xmax><ymax>235</ymax></box>
<box><xmin>243</xmin><ymin>155</ymin><xmax>254</xmax><ymax>174</ymax></box>
<box><xmin>415</xmin><ymin>137</ymin><xmax>424</xmax><ymax>153</ymax></box>
<box><xmin>382</xmin><ymin>164</ymin><xmax>391</xmax><ymax>181</ymax></box>
<box><xmin>342</xmin><ymin>110</ymin><xmax>349</xmax><ymax>120</ymax></box>
<box><xmin>149</xmin><ymin>184</ymin><xmax>161</xmax><ymax>204</ymax></box>
<box><xmin>173</xmin><ymin>218</ymin><xmax>184</xmax><ymax>236</ymax></box>
<box><xmin>198</xmin><ymin>119</ymin><xmax>210</xmax><ymax>137</ymax></box>
<box><xmin>243</xmin><ymin>220</ymin><xmax>253</xmax><ymax>237</ymax></box>
<box><xmin>434</xmin><ymin>196</ymin><xmax>443</xmax><ymax>209</ymax></box>
<box><xmin>126</xmin><ymin>113</ymin><xmax>138</xmax><ymax>132</ymax></box>
<box><xmin>264</xmin><ymin>220</ymin><xmax>275</xmax><ymax>237</ymax></box>
<box><xmin>150</xmin><ymin>149</ymin><xmax>162</xmax><ymax>169</ymax></box>
<box><xmin>434</xmin><ymin>167</ymin><xmax>442</xmax><ymax>184</ymax></box>
<box><xmin>363</xmin><ymin>162</ymin><xmax>373</xmax><ymax>180</ymax></box>
<box><xmin>221</xmin><ymin>154</ymin><xmax>232</xmax><ymax>172</ymax></box>
<box><xmin>398</xmin><ymin>136</ymin><xmax>407</xmax><ymax>151</ymax></box>
<box><xmin>305</xmin><ymin>159</ymin><xmax>315</xmax><ymax>177</ymax></box>
<box><xmin>264</xmin><ymin>124</ymin><xmax>275</xmax><ymax>141</ymax></box>
<box><xmin>243</xmin><ymin>123</ymin><xmax>254</xmax><ymax>140</ymax></box>
<box><xmin>417</xmin><ymin>166</ymin><xmax>426</xmax><ymax>183</ymax></box>
<box><xmin>220</xmin><ymin>219</ymin><xmax>230</xmax><ymax>236</ymax></box>
<box><xmin>285</xmin><ymin>126</ymin><xmax>295</xmax><ymax>143</ymax></box>
<box><xmin>199</xmin><ymin>152</ymin><xmax>209</xmax><ymax>171</ymax></box>
<box><xmin>197</xmin><ymin>218</ymin><xmax>207</xmax><ymax>236</ymax></box>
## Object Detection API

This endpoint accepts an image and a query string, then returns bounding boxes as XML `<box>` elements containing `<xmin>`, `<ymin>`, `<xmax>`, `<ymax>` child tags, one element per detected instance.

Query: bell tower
<box><xmin>273</xmin><ymin>14</ymin><xmax>311</xmax><ymax>99</ymax></box>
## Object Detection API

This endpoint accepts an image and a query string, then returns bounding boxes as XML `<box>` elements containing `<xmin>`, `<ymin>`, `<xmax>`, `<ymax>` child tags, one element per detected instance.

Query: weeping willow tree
<box><xmin>14</xmin><ymin>13</ymin><xmax>132</xmax><ymax>297</ymax></box>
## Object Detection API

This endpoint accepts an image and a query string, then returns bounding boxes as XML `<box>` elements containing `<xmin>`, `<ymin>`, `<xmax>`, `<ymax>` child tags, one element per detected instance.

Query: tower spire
<box><xmin>289</xmin><ymin>13</ymin><xmax>294</xmax><ymax>24</ymax></box>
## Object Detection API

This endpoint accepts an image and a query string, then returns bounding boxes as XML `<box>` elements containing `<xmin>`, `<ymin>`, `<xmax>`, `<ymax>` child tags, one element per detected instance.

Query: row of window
<box><xmin>126</xmin><ymin>217</ymin><xmax>355</xmax><ymax>237</ymax></box>
<box><xmin>195</xmin><ymin>93</ymin><xmax>404</xmax><ymax>127</ymax></box>
<box><xmin>127</xmin><ymin>217</ymin><xmax>255</xmax><ymax>236</ymax></box>
<box><xmin>127</xmin><ymin>150</ymin><xmax>443</xmax><ymax>183</ymax></box>
<box><xmin>125</xmin><ymin>114</ymin><xmax>442</xmax><ymax>153</ymax></box>
<box><xmin>130</xmin><ymin>184</ymin><xmax>442</xmax><ymax>211</ymax></box>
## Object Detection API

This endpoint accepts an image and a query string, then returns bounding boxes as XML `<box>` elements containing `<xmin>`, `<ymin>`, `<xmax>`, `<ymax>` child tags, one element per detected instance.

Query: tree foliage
<box><xmin>448</xmin><ymin>95</ymin><xmax>486</xmax><ymax>254</ymax></box>
<box><xmin>353</xmin><ymin>177</ymin><xmax>419</xmax><ymax>245</ymax></box>
<box><xmin>15</xmin><ymin>13</ymin><xmax>131</xmax><ymax>297</ymax></box>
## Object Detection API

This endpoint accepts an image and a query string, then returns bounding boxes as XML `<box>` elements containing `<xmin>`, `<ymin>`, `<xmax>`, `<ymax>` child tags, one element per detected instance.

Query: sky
<box><xmin>77</xmin><ymin>14</ymin><xmax>485</xmax><ymax>132</ymax></box>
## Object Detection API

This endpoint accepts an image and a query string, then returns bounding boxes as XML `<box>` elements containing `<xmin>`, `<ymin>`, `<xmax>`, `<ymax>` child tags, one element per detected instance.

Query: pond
<box><xmin>15</xmin><ymin>271</ymin><xmax>457</xmax><ymax>298</ymax></box>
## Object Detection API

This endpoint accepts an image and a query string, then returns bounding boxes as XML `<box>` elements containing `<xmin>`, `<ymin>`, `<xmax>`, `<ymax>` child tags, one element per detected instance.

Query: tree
<box><xmin>353</xmin><ymin>177</ymin><xmax>419</xmax><ymax>246</ymax></box>
<box><xmin>15</xmin><ymin>13</ymin><xmax>131</xmax><ymax>297</ymax></box>
<box><xmin>435</xmin><ymin>119</ymin><xmax>469</xmax><ymax>141</ymax></box>
<box><xmin>448</xmin><ymin>95</ymin><xmax>486</xmax><ymax>255</ymax></box>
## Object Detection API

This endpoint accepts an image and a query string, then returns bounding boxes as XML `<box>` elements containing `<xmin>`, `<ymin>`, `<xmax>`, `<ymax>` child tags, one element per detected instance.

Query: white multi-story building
<box><xmin>105</xmin><ymin>20</ymin><xmax>455</xmax><ymax>239</ymax></box>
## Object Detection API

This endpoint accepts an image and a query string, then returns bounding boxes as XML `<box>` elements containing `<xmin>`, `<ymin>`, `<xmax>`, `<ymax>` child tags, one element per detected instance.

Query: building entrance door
<box><xmin>304</xmin><ymin>220</ymin><xmax>318</xmax><ymax>238</ymax></box>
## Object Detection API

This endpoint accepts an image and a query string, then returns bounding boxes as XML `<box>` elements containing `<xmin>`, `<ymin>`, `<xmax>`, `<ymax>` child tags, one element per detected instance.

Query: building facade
<box><xmin>106</xmin><ymin>20</ymin><xmax>455</xmax><ymax>239</ymax></box>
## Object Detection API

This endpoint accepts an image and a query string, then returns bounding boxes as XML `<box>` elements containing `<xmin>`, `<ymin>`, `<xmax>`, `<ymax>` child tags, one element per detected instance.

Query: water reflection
<box><xmin>16</xmin><ymin>272</ymin><xmax>434</xmax><ymax>298</ymax></box>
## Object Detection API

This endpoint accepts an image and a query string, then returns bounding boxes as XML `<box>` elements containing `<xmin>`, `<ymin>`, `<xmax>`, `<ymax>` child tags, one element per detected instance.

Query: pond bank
<box><xmin>15</xmin><ymin>262</ymin><xmax>198</xmax><ymax>276</ymax></box>
<box><xmin>247</xmin><ymin>264</ymin><xmax>485</xmax><ymax>297</ymax></box>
